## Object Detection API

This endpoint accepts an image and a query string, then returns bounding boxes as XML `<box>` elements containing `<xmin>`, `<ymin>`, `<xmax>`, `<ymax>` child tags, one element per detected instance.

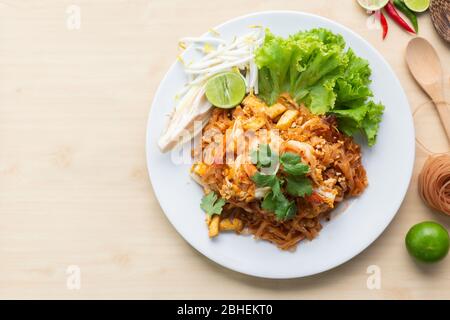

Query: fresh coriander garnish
<box><xmin>200</xmin><ymin>192</ymin><xmax>226</xmax><ymax>216</ymax></box>
<box><xmin>251</xmin><ymin>172</ymin><xmax>278</xmax><ymax>188</ymax></box>
<box><xmin>280</xmin><ymin>152</ymin><xmax>310</xmax><ymax>176</ymax></box>
<box><xmin>250</xmin><ymin>145</ymin><xmax>313</xmax><ymax>221</ymax></box>
<box><xmin>280</xmin><ymin>152</ymin><xmax>312</xmax><ymax>197</ymax></box>
<box><xmin>261</xmin><ymin>190</ymin><xmax>297</xmax><ymax>221</ymax></box>
<box><xmin>252</xmin><ymin>167</ymin><xmax>296</xmax><ymax>220</ymax></box>
<box><xmin>250</xmin><ymin>144</ymin><xmax>275</xmax><ymax>168</ymax></box>
<box><xmin>285</xmin><ymin>175</ymin><xmax>313</xmax><ymax>197</ymax></box>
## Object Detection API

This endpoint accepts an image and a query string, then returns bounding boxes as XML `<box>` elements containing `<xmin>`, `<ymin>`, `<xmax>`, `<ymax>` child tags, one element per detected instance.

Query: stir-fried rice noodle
<box><xmin>192</xmin><ymin>94</ymin><xmax>368</xmax><ymax>250</ymax></box>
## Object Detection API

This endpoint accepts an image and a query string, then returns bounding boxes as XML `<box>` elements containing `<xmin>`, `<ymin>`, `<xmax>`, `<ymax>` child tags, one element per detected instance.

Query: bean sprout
<box><xmin>158</xmin><ymin>27</ymin><xmax>265</xmax><ymax>152</ymax></box>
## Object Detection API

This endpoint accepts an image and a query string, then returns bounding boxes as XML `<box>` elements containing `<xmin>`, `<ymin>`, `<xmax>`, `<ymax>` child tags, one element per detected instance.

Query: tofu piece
<box><xmin>265</xmin><ymin>103</ymin><xmax>287</xmax><ymax>119</ymax></box>
<box><xmin>243</xmin><ymin>163</ymin><xmax>257</xmax><ymax>177</ymax></box>
<box><xmin>208</xmin><ymin>215</ymin><xmax>220</xmax><ymax>238</ymax></box>
<box><xmin>241</xmin><ymin>95</ymin><xmax>267</xmax><ymax>114</ymax></box>
<box><xmin>219</xmin><ymin>218</ymin><xmax>244</xmax><ymax>232</ymax></box>
<box><xmin>192</xmin><ymin>163</ymin><xmax>207</xmax><ymax>176</ymax></box>
<box><xmin>243</xmin><ymin>117</ymin><xmax>265</xmax><ymax>131</ymax></box>
<box><xmin>276</xmin><ymin>110</ymin><xmax>299</xmax><ymax>130</ymax></box>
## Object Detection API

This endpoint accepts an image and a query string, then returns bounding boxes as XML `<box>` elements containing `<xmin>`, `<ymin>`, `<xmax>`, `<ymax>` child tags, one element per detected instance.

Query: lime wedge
<box><xmin>205</xmin><ymin>72</ymin><xmax>246</xmax><ymax>108</ymax></box>
<box><xmin>404</xmin><ymin>0</ymin><xmax>430</xmax><ymax>12</ymax></box>
<box><xmin>357</xmin><ymin>0</ymin><xmax>389</xmax><ymax>10</ymax></box>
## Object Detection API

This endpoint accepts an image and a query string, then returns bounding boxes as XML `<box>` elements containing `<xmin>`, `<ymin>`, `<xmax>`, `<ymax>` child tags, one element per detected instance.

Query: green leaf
<box><xmin>251</xmin><ymin>144</ymin><xmax>274</xmax><ymax>168</ymax></box>
<box><xmin>335</xmin><ymin>117</ymin><xmax>360</xmax><ymax>137</ymax></box>
<box><xmin>332</xmin><ymin>104</ymin><xmax>368</xmax><ymax>123</ymax></box>
<box><xmin>280</xmin><ymin>152</ymin><xmax>310</xmax><ymax>176</ymax></box>
<box><xmin>255</xmin><ymin>28</ymin><xmax>384</xmax><ymax>146</ymax></box>
<box><xmin>251</xmin><ymin>147</ymin><xmax>312</xmax><ymax>221</ymax></box>
<box><xmin>286</xmin><ymin>176</ymin><xmax>313</xmax><ymax>197</ymax></box>
<box><xmin>255</xmin><ymin>171</ymin><xmax>296</xmax><ymax>221</ymax></box>
<box><xmin>255</xmin><ymin>30</ymin><xmax>293</xmax><ymax>104</ymax></box>
<box><xmin>251</xmin><ymin>172</ymin><xmax>277</xmax><ymax>188</ymax></box>
<box><xmin>280</xmin><ymin>152</ymin><xmax>301</xmax><ymax>164</ymax></box>
<box><xmin>270</xmin><ymin>178</ymin><xmax>283</xmax><ymax>198</ymax></box>
<box><xmin>308</xmin><ymin>81</ymin><xmax>337</xmax><ymax>114</ymax></box>
<box><xmin>361</xmin><ymin>101</ymin><xmax>384</xmax><ymax>146</ymax></box>
<box><xmin>275</xmin><ymin>199</ymin><xmax>297</xmax><ymax>221</ymax></box>
<box><xmin>261</xmin><ymin>191</ymin><xmax>278</xmax><ymax>212</ymax></box>
<box><xmin>335</xmin><ymin>49</ymin><xmax>372</xmax><ymax>106</ymax></box>
<box><xmin>200</xmin><ymin>192</ymin><xmax>226</xmax><ymax>217</ymax></box>
<box><xmin>332</xmin><ymin>100</ymin><xmax>384</xmax><ymax>146</ymax></box>
<box><xmin>261</xmin><ymin>190</ymin><xmax>297</xmax><ymax>221</ymax></box>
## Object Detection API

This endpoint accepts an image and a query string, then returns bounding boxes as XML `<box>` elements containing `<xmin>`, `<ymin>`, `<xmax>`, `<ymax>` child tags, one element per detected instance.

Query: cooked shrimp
<box><xmin>281</xmin><ymin>140</ymin><xmax>320</xmax><ymax>184</ymax></box>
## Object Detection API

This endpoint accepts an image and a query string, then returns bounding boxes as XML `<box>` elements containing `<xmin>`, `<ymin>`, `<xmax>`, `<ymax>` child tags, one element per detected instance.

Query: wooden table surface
<box><xmin>0</xmin><ymin>0</ymin><xmax>449</xmax><ymax>299</ymax></box>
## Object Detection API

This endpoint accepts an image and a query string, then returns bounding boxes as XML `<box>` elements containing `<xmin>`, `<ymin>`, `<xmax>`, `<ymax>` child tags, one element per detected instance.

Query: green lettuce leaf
<box><xmin>335</xmin><ymin>49</ymin><xmax>372</xmax><ymax>106</ymax></box>
<box><xmin>332</xmin><ymin>101</ymin><xmax>384</xmax><ymax>146</ymax></box>
<box><xmin>255</xmin><ymin>28</ymin><xmax>384</xmax><ymax>146</ymax></box>
<box><xmin>361</xmin><ymin>101</ymin><xmax>384</xmax><ymax>146</ymax></box>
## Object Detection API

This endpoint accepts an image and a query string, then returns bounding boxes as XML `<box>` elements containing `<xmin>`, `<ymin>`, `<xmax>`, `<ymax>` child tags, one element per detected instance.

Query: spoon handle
<box><xmin>435</xmin><ymin>100</ymin><xmax>450</xmax><ymax>142</ymax></box>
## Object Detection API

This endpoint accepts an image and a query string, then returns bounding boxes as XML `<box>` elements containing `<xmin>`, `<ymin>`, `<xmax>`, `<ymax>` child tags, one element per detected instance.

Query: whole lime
<box><xmin>357</xmin><ymin>0</ymin><xmax>389</xmax><ymax>11</ymax></box>
<box><xmin>405</xmin><ymin>221</ymin><xmax>449</xmax><ymax>263</ymax></box>
<box><xmin>404</xmin><ymin>0</ymin><xmax>430</xmax><ymax>13</ymax></box>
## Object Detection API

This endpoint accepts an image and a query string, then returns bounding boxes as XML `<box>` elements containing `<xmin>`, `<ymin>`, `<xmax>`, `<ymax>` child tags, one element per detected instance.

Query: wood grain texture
<box><xmin>406</xmin><ymin>37</ymin><xmax>450</xmax><ymax>140</ymax></box>
<box><xmin>430</xmin><ymin>0</ymin><xmax>450</xmax><ymax>43</ymax></box>
<box><xmin>0</xmin><ymin>0</ymin><xmax>449</xmax><ymax>299</ymax></box>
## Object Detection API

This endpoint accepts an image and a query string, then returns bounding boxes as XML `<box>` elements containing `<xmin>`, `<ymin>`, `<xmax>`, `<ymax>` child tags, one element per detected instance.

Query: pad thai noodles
<box><xmin>159</xmin><ymin>27</ymin><xmax>382</xmax><ymax>251</ymax></box>
<box><xmin>191</xmin><ymin>94</ymin><xmax>367</xmax><ymax>250</ymax></box>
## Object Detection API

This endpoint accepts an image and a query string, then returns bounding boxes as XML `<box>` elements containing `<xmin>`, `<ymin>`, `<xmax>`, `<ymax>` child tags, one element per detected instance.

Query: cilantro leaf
<box><xmin>270</xmin><ymin>178</ymin><xmax>283</xmax><ymax>198</ymax></box>
<box><xmin>280</xmin><ymin>152</ymin><xmax>301</xmax><ymax>164</ymax></box>
<box><xmin>261</xmin><ymin>191</ymin><xmax>278</xmax><ymax>212</ymax></box>
<box><xmin>275</xmin><ymin>199</ymin><xmax>297</xmax><ymax>220</ymax></box>
<box><xmin>251</xmin><ymin>172</ymin><xmax>277</xmax><ymax>187</ymax></box>
<box><xmin>285</xmin><ymin>176</ymin><xmax>313</xmax><ymax>197</ymax></box>
<box><xmin>251</xmin><ymin>144</ymin><xmax>276</xmax><ymax>168</ymax></box>
<box><xmin>252</xmin><ymin>172</ymin><xmax>284</xmax><ymax>199</ymax></box>
<box><xmin>280</xmin><ymin>152</ymin><xmax>310</xmax><ymax>176</ymax></box>
<box><xmin>251</xmin><ymin>149</ymin><xmax>311</xmax><ymax>221</ymax></box>
<box><xmin>200</xmin><ymin>192</ymin><xmax>226</xmax><ymax>217</ymax></box>
<box><xmin>261</xmin><ymin>190</ymin><xmax>297</xmax><ymax>221</ymax></box>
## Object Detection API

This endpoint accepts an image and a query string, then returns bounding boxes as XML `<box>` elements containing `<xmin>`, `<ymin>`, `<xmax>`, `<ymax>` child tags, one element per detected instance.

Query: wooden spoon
<box><xmin>406</xmin><ymin>37</ymin><xmax>450</xmax><ymax>141</ymax></box>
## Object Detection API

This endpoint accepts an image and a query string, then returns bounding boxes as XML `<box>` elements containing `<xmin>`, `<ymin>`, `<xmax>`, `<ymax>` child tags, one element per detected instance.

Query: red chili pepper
<box><xmin>379</xmin><ymin>11</ymin><xmax>388</xmax><ymax>40</ymax></box>
<box><xmin>384</xmin><ymin>1</ymin><xmax>415</xmax><ymax>34</ymax></box>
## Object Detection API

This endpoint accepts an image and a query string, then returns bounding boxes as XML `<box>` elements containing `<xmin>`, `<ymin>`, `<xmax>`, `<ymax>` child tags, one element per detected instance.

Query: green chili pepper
<box><xmin>393</xmin><ymin>0</ymin><xmax>419</xmax><ymax>33</ymax></box>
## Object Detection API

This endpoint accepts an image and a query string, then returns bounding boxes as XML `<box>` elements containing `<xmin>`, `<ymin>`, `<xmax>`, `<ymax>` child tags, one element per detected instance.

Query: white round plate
<box><xmin>146</xmin><ymin>11</ymin><xmax>415</xmax><ymax>279</ymax></box>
